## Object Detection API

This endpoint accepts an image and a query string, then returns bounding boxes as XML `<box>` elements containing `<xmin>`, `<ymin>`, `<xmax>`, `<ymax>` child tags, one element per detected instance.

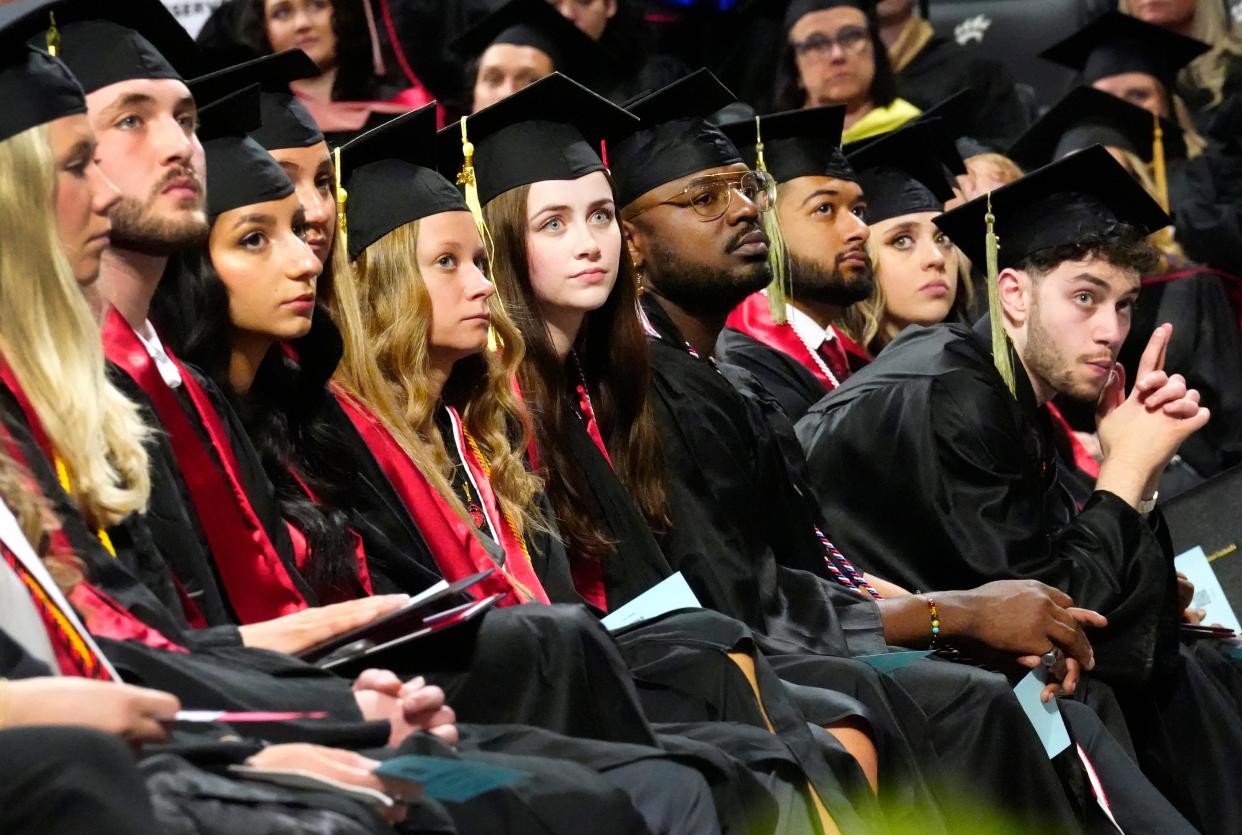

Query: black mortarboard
<box><xmin>1040</xmin><ymin>11</ymin><xmax>1208</xmax><ymax>90</ymax></box>
<box><xmin>1008</xmin><ymin>86</ymin><xmax>1185</xmax><ymax>171</ymax></box>
<box><xmin>51</xmin><ymin>0</ymin><xmax>199</xmax><ymax>95</ymax></box>
<box><xmin>781</xmin><ymin>0</ymin><xmax>876</xmax><ymax>33</ymax></box>
<box><xmin>719</xmin><ymin>105</ymin><xmax>856</xmax><ymax>185</ymax></box>
<box><xmin>845</xmin><ymin>119</ymin><xmax>961</xmax><ymax>223</ymax></box>
<box><xmin>843</xmin><ymin>90</ymin><xmax>971</xmax><ymax>176</ymax></box>
<box><xmin>198</xmin><ymin>85</ymin><xmax>294</xmax><ymax>220</ymax></box>
<box><xmin>189</xmin><ymin>50</ymin><xmax>324</xmax><ymax>150</ymax></box>
<box><xmin>338</xmin><ymin>103</ymin><xmax>467</xmax><ymax>262</ymax></box>
<box><xmin>438</xmin><ymin>72</ymin><xmax>637</xmax><ymax>207</ymax></box>
<box><xmin>453</xmin><ymin>0</ymin><xmax>598</xmax><ymax>84</ymax></box>
<box><xmin>609</xmin><ymin>69</ymin><xmax>743</xmax><ymax>208</ymax></box>
<box><xmin>933</xmin><ymin>145</ymin><xmax>1169</xmax><ymax>271</ymax></box>
<box><xmin>0</xmin><ymin>1</ymin><xmax>85</xmax><ymax>142</ymax></box>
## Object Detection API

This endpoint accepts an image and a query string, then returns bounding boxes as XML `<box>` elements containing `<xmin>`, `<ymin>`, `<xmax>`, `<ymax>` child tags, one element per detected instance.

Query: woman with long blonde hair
<box><xmin>836</xmin><ymin>124</ymin><xmax>971</xmax><ymax>357</ymax></box>
<box><xmin>0</xmin><ymin>123</ymin><xmax>151</xmax><ymax>538</ymax></box>
<box><xmin>326</xmin><ymin>106</ymin><xmax>554</xmax><ymax>605</ymax></box>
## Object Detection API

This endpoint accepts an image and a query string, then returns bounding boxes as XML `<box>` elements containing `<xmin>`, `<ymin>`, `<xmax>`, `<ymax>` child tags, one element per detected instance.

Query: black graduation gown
<box><xmin>894</xmin><ymin>32</ymin><xmax>1030</xmax><ymax>150</ymax></box>
<box><xmin>716</xmin><ymin>326</ymin><xmax>831</xmax><ymax>424</ymax></box>
<box><xmin>108</xmin><ymin>363</ymin><xmax>315</xmax><ymax>626</ymax></box>
<box><xmin>795</xmin><ymin>318</ymin><xmax>1242</xmax><ymax>832</ymax></box>
<box><xmin>795</xmin><ymin>317</ymin><xmax>1179</xmax><ymax>685</ymax></box>
<box><xmin>641</xmin><ymin>297</ymin><xmax>1110</xmax><ymax>835</ymax></box>
<box><xmin>1169</xmin><ymin>152</ymin><xmax>1242</xmax><ymax>279</ymax></box>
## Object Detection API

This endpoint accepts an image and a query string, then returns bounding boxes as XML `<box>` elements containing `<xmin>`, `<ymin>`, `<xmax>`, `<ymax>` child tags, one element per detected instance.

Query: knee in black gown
<box><xmin>0</xmin><ymin>726</ymin><xmax>161</xmax><ymax>835</ymax></box>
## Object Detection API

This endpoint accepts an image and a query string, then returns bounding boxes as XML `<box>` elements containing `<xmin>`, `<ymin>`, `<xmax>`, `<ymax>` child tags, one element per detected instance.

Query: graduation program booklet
<box><xmin>601</xmin><ymin>572</ymin><xmax>701</xmax><ymax>631</ymax></box>
<box><xmin>316</xmin><ymin>594</ymin><xmax>501</xmax><ymax>676</ymax></box>
<box><xmin>298</xmin><ymin>569</ymin><xmax>495</xmax><ymax>663</ymax></box>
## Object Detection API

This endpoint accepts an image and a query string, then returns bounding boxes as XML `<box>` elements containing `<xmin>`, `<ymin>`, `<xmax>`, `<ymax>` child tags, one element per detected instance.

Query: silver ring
<box><xmin>1041</xmin><ymin>649</ymin><xmax>1061</xmax><ymax>667</ymax></box>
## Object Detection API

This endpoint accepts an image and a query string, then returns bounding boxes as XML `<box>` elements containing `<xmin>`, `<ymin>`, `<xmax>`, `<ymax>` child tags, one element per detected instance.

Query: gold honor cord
<box><xmin>984</xmin><ymin>193</ymin><xmax>1017</xmax><ymax>397</ymax></box>
<box><xmin>753</xmin><ymin>116</ymin><xmax>791</xmax><ymax>325</ymax></box>
<box><xmin>46</xmin><ymin>13</ymin><xmax>60</xmax><ymax>57</ymax></box>
<box><xmin>333</xmin><ymin>146</ymin><xmax>348</xmax><ymax>258</ymax></box>
<box><xmin>455</xmin><ymin>117</ymin><xmax>503</xmax><ymax>351</ymax></box>
<box><xmin>54</xmin><ymin>453</ymin><xmax>117</xmax><ymax>558</ymax></box>
<box><xmin>1152</xmin><ymin>112</ymin><xmax>1170</xmax><ymax>214</ymax></box>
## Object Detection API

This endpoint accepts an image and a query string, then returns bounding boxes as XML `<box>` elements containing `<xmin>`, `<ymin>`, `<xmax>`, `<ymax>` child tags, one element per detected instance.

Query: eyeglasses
<box><xmin>791</xmin><ymin>26</ymin><xmax>871</xmax><ymax>59</ymax></box>
<box><xmin>624</xmin><ymin>170</ymin><xmax>775</xmax><ymax>222</ymax></box>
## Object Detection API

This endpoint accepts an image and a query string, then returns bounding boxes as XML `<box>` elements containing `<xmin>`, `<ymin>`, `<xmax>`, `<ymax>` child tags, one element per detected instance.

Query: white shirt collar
<box><xmin>133</xmin><ymin>319</ymin><xmax>183</xmax><ymax>389</ymax></box>
<box><xmin>785</xmin><ymin>303</ymin><xmax>838</xmax><ymax>353</ymax></box>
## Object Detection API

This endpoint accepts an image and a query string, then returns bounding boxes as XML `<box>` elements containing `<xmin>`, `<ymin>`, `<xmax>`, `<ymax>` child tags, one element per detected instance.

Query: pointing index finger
<box><xmin>1137</xmin><ymin>324</ymin><xmax>1170</xmax><ymax>379</ymax></box>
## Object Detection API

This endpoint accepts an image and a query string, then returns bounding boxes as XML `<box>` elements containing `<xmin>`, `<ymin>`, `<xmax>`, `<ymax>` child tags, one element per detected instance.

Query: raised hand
<box><xmin>1095</xmin><ymin>324</ymin><xmax>1210</xmax><ymax>508</ymax></box>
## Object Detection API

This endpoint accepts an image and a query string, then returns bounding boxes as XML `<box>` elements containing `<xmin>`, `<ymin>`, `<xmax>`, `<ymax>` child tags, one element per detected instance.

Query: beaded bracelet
<box><xmin>924</xmin><ymin>596</ymin><xmax>941</xmax><ymax>649</ymax></box>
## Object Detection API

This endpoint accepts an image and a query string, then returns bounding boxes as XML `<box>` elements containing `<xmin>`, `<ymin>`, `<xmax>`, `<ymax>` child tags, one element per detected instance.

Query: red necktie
<box><xmin>818</xmin><ymin>335</ymin><xmax>852</xmax><ymax>388</ymax></box>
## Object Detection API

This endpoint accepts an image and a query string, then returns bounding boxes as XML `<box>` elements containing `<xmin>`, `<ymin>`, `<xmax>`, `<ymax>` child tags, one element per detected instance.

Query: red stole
<box><xmin>726</xmin><ymin>292</ymin><xmax>861</xmax><ymax>390</ymax></box>
<box><xmin>333</xmin><ymin>389</ymin><xmax>549</xmax><ymax>606</ymax></box>
<box><xmin>569</xmin><ymin>383</ymin><xmax>610</xmax><ymax>611</ymax></box>
<box><xmin>101</xmin><ymin>309</ymin><xmax>309</xmax><ymax>623</ymax></box>
<box><xmin>1046</xmin><ymin>402</ymin><xmax>1101</xmax><ymax>480</ymax></box>
<box><xmin>0</xmin><ymin>408</ymin><xmax>185</xmax><ymax>655</ymax></box>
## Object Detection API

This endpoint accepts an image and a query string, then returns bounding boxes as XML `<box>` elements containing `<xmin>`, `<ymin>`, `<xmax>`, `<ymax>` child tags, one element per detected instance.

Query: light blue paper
<box><xmin>601</xmin><ymin>572</ymin><xmax>701</xmax><ymax>631</ymax></box>
<box><xmin>1174</xmin><ymin>546</ymin><xmax>1242</xmax><ymax>633</ymax></box>
<box><xmin>375</xmin><ymin>756</ymin><xmax>527</xmax><ymax>803</ymax></box>
<box><xmin>1013</xmin><ymin>669</ymin><xmax>1071</xmax><ymax>759</ymax></box>
<box><xmin>855</xmin><ymin>650</ymin><xmax>932</xmax><ymax>674</ymax></box>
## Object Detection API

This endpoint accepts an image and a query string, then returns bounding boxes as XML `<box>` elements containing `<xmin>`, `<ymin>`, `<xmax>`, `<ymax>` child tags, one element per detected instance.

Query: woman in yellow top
<box><xmin>773</xmin><ymin>0</ymin><xmax>920</xmax><ymax>143</ymax></box>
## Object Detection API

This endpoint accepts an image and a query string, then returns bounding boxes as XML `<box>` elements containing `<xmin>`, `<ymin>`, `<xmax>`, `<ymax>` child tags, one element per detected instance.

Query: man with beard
<box><xmin>716</xmin><ymin>105</ymin><xmax>877</xmax><ymax>423</ymax></box>
<box><xmin>798</xmin><ymin>146</ymin><xmax>1242</xmax><ymax>831</ymax></box>
<box><xmin>611</xmin><ymin>70</ymin><xmax>1207</xmax><ymax>835</ymax></box>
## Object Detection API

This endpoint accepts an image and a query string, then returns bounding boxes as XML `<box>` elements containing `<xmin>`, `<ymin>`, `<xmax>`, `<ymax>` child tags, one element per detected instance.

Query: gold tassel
<box><xmin>454</xmin><ymin>117</ymin><xmax>502</xmax><ymax>350</ymax></box>
<box><xmin>46</xmin><ymin>12</ymin><xmax>60</xmax><ymax>57</ymax></box>
<box><xmin>984</xmin><ymin>192</ymin><xmax>1016</xmax><ymax>397</ymax></box>
<box><xmin>1151</xmin><ymin>111</ymin><xmax>1169</xmax><ymax>214</ymax></box>
<box><xmin>753</xmin><ymin>117</ymin><xmax>791</xmax><ymax>325</ymax></box>
<box><xmin>333</xmin><ymin>146</ymin><xmax>348</xmax><ymax>258</ymax></box>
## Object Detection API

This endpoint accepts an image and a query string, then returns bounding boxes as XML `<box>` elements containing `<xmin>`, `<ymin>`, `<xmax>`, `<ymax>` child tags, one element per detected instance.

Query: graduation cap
<box><xmin>189</xmin><ymin>50</ymin><xmax>324</xmax><ymax>151</ymax></box>
<box><xmin>0</xmin><ymin>1</ymin><xmax>86</xmax><ymax>143</ymax></box>
<box><xmin>198</xmin><ymin>84</ymin><xmax>294</xmax><ymax>220</ymax></box>
<box><xmin>452</xmin><ymin>0</ymin><xmax>599</xmax><ymax>85</ymax></box>
<box><xmin>1040</xmin><ymin>11</ymin><xmax>1209</xmax><ymax>90</ymax></box>
<box><xmin>933</xmin><ymin>145</ymin><xmax>1169</xmax><ymax>396</ymax></box>
<box><xmin>844</xmin><ymin>90</ymin><xmax>971</xmax><ymax>176</ymax></box>
<box><xmin>609</xmin><ymin>69</ymin><xmax>743</xmax><ymax>209</ymax></box>
<box><xmin>719</xmin><ymin>105</ymin><xmax>854</xmax><ymax>184</ymax></box>
<box><xmin>47</xmin><ymin>0</ymin><xmax>199</xmax><ymax>95</ymax></box>
<box><xmin>780</xmin><ymin>0</ymin><xmax>877</xmax><ymax>33</ymax></box>
<box><xmin>338</xmin><ymin>103</ymin><xmax>467</xmax><ymax>262</ymax></box>
<box><xmin>1008</xmin><ymin>86</ymin><xmax>1185</xmax><ymax>169</ymax></box>
<box><xmin>438</xmin><ymin>72</ymin><xmax>638</xmax><ymax>208</ymax></box>
<box><xmin>846</xmin><ymin>119</ymin><xmax>961</xmax><ymax>223</ymax></box>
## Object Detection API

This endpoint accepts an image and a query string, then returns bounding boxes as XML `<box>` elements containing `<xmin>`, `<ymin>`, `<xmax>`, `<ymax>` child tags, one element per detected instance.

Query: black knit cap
<box><xmin>782</xmin><ymin>0</ymin><xmax>876</xmax><ymax>33</ymax></box>
<box><xmin>437</xmin><ymin>72</ymin><xmax>638</xmax><ymax>207</ymax></box>
<box><xmin>933</xmin><ymin>145</ymin><xmax>1169</xmax><ymax>271</ymax></box>
<box><xmin>189</xmin><ymin>50</ymin><xmax>324</xmax><ymax>151</ymax></box>
<box><xmin>199</xmin><ymin>84</ymin><xmax>294</xmax><ymax>220</ymax></box>
<box><xmin>48</xmin><ymin>0</ymin><xmax>199</xmax><ymax>95</ymax></box>
<box><xmin>609</xmin><ymin>68</ymin><xmax>743</xmax><ymax>209</ymax></box>
<box><xmin>719</xmin><ymin>105</ymin><xmax>855</xmax><ymax>185</ymax></box>
<box><xmin>338</xmin><ymin>103</ymin><xmax>468</xmax><ymax>262</ymax></box>
<box><xmin>846</xmin><ymin>119</ymin><xmax>961</xmax><ymax>223</ymax></box>
<box><xmin>0</xmin><ymin>0</ymin><xmax>85</xmax><ymax>143</ymax></box>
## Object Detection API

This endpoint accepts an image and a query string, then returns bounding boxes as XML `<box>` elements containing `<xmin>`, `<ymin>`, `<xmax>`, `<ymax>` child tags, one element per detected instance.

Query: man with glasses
<box><xmin>774</xmin><ymin>0</ymin><xmax>920</xmax><ymax>142</ymax></box>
